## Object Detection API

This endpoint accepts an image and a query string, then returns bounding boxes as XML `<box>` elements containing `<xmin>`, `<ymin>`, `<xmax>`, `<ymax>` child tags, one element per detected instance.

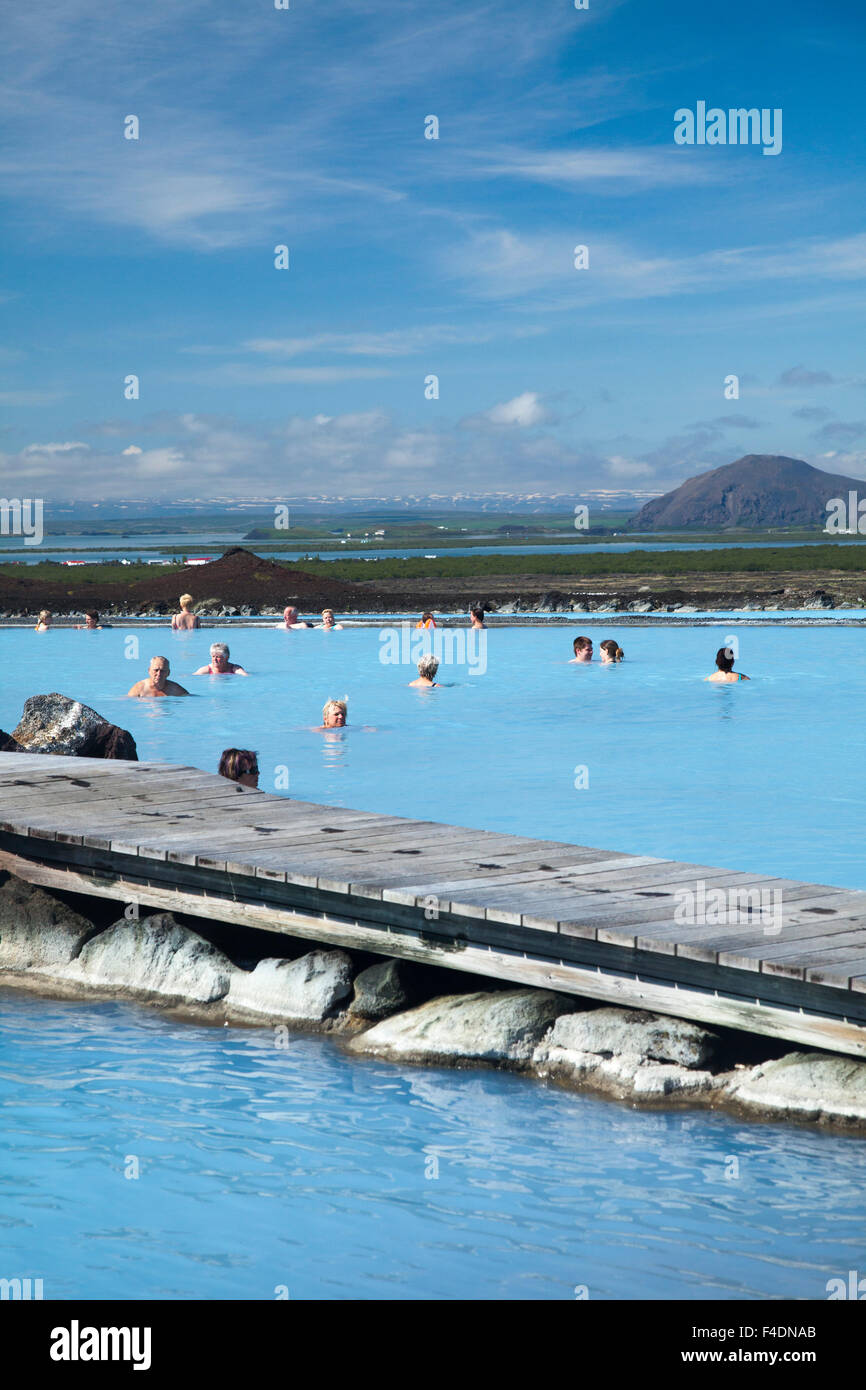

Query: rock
<box><xmin>631</xmin><ymin>1063</ymin><xmax>717</xmax><ymax>1097</ymax></box>
<box><xmin>9</xmin><ymin>693</ymin><xmax>137</xmax><ymax>760</ymax></box>
<box><xmin>0</xmin><ymin>874</ymin><xmax>96</xmax><ymax>969</ymax></box>
<box><xmin>226</xmin><ymin>949</ymin><xmax>354</xmax><ymax>1022</ymax></box>
<box><xmin>726</xmin><ymin>1052</ymin><xmax>866</xmax><ymax>1124</ymax></box>
<box><xmin>349</xmin><ymin>988</ymin><xmax>576</xmax><ymax>1066</ymax></box>
<box><xmin>0</xmin><ymin>729</ymin><xmax>24</xmax><ymax>751</ymax></box>
<box><xmin>61</xmin><ymin>912</ymin><xmax>232</xmax><ymax>1002</ymax></box>
<box><xmin>348</xmin><ymin>958</ymin><xmax>418</xmax><ymax>1021</ymax></box>
<box><xmin>540</xmin><ymin>1007</ymin><xmax>718</xmax><ymax>1069</ymax></box>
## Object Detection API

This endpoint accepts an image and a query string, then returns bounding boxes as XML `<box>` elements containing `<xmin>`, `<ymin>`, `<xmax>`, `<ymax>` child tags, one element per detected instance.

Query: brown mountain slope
<box><xmin>632</xmin><ymin>455</ymin><xmax>862</xmax><ymax>530</ymax></box>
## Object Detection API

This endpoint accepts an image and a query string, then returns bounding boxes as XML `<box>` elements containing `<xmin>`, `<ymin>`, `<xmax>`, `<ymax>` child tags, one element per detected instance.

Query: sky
<box><xmin>1</xmin><ymin>0</ymin><xmax>865</xmax><ymax>502</ymax></box>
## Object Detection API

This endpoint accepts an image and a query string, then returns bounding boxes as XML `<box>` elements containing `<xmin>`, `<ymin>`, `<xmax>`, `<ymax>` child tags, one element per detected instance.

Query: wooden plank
<box><xmin>4</xmin><ymin>849</ymin><xmax>866</xmax><ymax>1060</ymax></box>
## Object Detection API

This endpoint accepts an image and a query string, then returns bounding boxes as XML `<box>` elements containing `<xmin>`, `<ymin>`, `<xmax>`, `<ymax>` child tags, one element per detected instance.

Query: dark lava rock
<box><xmin>8</xmin><ymin>693</ymin><xmax>138</xmax><ymax>760</ymax></box>
<box><xmin>349</xmin><ymin>957</ymin><xmax>421</xmax><ymax>1021</ymax></box>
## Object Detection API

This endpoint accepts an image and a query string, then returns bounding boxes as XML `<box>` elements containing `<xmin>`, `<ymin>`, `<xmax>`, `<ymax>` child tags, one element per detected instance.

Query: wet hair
<box><xmin>218</xmin><ymin>748</ymin><xmax>259</xmax><ymax>782</ymax></box>
<box><xmin>322</xmin><ymin>697</ymin><xmax>348</xmax><ymax>720</ymax></box>
<box><xmin>210</xmin><ymin>642</ymin><xmax>230</xmax><ymax>657</ymax></box>
<box><xmin>573</xmin><ymin>636</ymin><xmax>593</xmax><ymax>653</ymax></box>
<box><xmin>715</xmin><ymin>646</ymin><xmax>736</xmax><ymax>672</ymax></box>
<box><xmin>422</xmin><ymin>611</ymin><xmax>434</xmax><ymax>622</ymax></box>
<box><xmin>417</xmin><ymin>655</ymin><xmax>439</xmax><ymax>680</ymax></box>
<box><xmin>470</xmin><ymin>605</ymin><xmax>485</xmax><ymax>623</ymax></box>
<box><xmin>600</xmin><ymin>640</ymin><xmax>624</xmax><ymax>662</ymax></box>
<box><xmin>37</xmin><ymin>610</ymin><xmax>51</xmax><ymax>623</ymax></box>
<box><xmin>179</xmin><ymin>594</ymin><xmax>194</xmax><ymax>608</ymax></box>
<box><xmin>85</xmin><ymin>610</ymin><xmax>99</xmax><ymax>622</ymax></box>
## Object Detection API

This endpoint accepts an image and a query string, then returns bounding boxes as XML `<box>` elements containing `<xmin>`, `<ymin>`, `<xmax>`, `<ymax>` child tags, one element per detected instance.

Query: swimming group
<box><xmin>32</xmin><ymin>593</ymin><xmax>750</xmax><ymax>788</ymax></box>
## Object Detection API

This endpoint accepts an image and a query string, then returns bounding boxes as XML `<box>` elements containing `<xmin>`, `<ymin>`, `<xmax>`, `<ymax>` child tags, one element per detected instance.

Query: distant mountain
<box><xmin>630</xmin><ymin>455</ymin><xmax>863</xmax><ymax>530</ymax></box>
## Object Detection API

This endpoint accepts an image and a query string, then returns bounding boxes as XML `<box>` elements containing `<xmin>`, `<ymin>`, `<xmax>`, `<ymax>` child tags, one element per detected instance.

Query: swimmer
<box><xmin>316</xmin><ymin>698</ymin><xmax>347</xmax><ymax>729</ymax></box>
<box><xmin>416</xmin><ymin>611</ymin><xmax>436</xmax><ymax>629</ymax></box>
<box><xmin>76</xmin><ymin>610</ymin><xmax>105</xmax><ymax>631</ymax></box>
<box><xmin>277</xmin><ymin>605</ymin><xmax>312</xmax><ymax>630</ymax></box>
<box><xmin>34</xmin><ymin>610</ymin><xmax>52</xmax><ymax>632</ymax></box>
<box><xmin>171</xmin><ymin>594</ymin><xmax>200</xmax><ymax>631</ymax></box>
<box><xmin>570</xmin><ymin>636</ymin><xmax>593</xmax><ymax>664</ymax></box>
<box><xmin>705</xmin><ymin>647</ymin><xmax>750</xmax><ymax>683</ymax></box>
<box><xmin>194</xmin><ymin>642</ymin><xmax>248</xmax><ymax>675</ymax></box>
<box><xmin>409</xmin><ymin>655</ymin><xmax>440</xmax><ymax>688</ymax></box>
<box><xmin>600</xmin><ymin>639</ymin><xmax>624</xmax><ymax>664</ymax></box>
<box><xmin>469</xmin><ymin>605</ymin><xmax>486</xmax><ymax>630</ymax></box>
<box><xmin>127</xmin><ymin>656</ymin><xmax>190</xmax><ymax>697</ymax></box>
<box><xmin>317</xmin><ymin>609</ymin><xmax>343</xmax><ymax>630</ymax></box>
<box><xmin>218</xmin><ymin>748</ymin><xmax>260</xmax><ymax>788</ymax></box>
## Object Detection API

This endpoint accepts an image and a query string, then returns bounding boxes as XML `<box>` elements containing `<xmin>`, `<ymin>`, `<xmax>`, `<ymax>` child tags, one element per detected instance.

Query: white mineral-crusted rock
<box><xmin>349</xmin><ymin>988</ymin><xmax>576</xmax><ymax>1065</ymax></box>
<box><xmin>0</xmin><ymin>875</ymin><xmax>96</xmax><ymax>970</ymax></box>
<box><xmin>226</xmin><ymin>949</ymin><xmax>354</xmax><ymax>1022</ymax></box>
<box><xmin>631</xmin><ymin>1062</ymin><xmax>717</xmax><ymax>1098</ymax></box>
<box><xmin>59</xmin><ymin>912</ymin><xmax>232</xmax><ymax>1003</ymax></box>
<box><xmin>538</xmin><ymin>1006</ymin><xmax>718</xmax><ymax>1069</ymax></box>
<box><xmin>726</xmin><ymin>1052</ymin><xmax>866</xmax><ymax>1124</ymax></box>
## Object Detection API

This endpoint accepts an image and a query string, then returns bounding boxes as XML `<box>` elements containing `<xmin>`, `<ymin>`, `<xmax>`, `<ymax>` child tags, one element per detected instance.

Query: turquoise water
<box><xmin>2</xmin><ymin>622</ymin><xmax>864</xmax><ymax>888</ymax></box>
<box><xmin>3</xmin><ymin>538</ymin><xmax>865</xmax><ymax>562</ymax></box>
<box><xmin>1</xmin><ymin>992</ymin><xmax>864</xmax><ymax>1301</ymax></box>
<box><xmin>3</xmin><ymin>622</ymin><xmax>866</xmax><ymax>1301</ymax></box>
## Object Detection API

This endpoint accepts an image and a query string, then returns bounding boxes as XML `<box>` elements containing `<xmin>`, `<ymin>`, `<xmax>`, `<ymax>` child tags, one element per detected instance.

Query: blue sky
<box><xmin>1</xmin><ymin>0</ymin><xmax>865</xmax><ymax>501</ymax></box>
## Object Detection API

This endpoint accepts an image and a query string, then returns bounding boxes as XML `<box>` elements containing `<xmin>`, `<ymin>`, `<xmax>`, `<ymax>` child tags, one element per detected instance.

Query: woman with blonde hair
<box><xmin>317</xmin><ymin>609</ymin><xmax>343</xmax><ymax>630</ymax></box>
<box><xmin>600</xmin><ymin>639</ymin><xmax>624</xmax><ymax>663</ymax></box>
<box><xmin>34</xmin><ymin>610</ymin><xmax>52</xmax><ymax>632</ymax></box>
<box><xmin>317</xmin><ymin>697</ymin><xmax>348</xmax><ymax>729</ymax></box>
<box><xmin>171</xmin><ymin>594</ymin><xmax>200</xmax><ymax>630</ymax></box>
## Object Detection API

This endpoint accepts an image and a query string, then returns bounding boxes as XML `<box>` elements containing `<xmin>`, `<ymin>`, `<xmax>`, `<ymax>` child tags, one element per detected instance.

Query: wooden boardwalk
<box><xmin>2</xmin><ymin>753</ymin><xmax>866</xmax><ymax>1057</ymax></box>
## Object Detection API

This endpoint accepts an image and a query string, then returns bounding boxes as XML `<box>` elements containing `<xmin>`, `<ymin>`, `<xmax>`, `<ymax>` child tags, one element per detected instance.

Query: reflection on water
<box><xmin>2</xmin><ymin>992</ymin><xmax>864</xmax><ymax>1301</ymax></box>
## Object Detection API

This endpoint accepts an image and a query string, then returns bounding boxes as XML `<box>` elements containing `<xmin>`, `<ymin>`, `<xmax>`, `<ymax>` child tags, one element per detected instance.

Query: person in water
<box><xmin>705</xmin><ymin>646</ymin><xmax>750</xmax><ymax>683</ymax></box>
<box><xmin>277</xmin><ymin>605</ymin><xmax>311</xmax><ymax>629</ymax></box>
<box><xmin>34</xmin><ymin>610</ymin><xmax>52</xmax><ymax>632</ymax></box>
<box><xmin>469</xmin><ymin>605</ymin><xmax>486</xmax><ymax>630</ymax></box>
<box><xmin>76</xmin><ymin>610</ymin><xmax>105</xmax><ymax>630</ymax></box>
<box><xmin>599</xmin><ymin>639</ymin><xmax>624</xmax><ymax>663</ymax></box>
<box><xmin>194</xmin><ymin>642</ymin><xmax>248</xmax><ymax>675</ymax></box>
<box><xmin>416</xmin><ymin>611</ymin><xmax>436</xmax><ymax>629</ymax></box>
<box><xmin>409</xmin><ymin>655</ymin><xmax>440</xmax><ymax>688</ymax></box>
<box><xmin>570</xmin><ymin>636</ymin><xmax>593</xmax><ymax>663</ymax></box>
<box><xmin>317</xmin><ymin>698</ymin><xmax>348</xmax><ymax>729</ymax></box>
<box><xmin>218</xmin><ymin>748</ymin><xmax>260</xmax><ymax>788</ymax></box>
<box><xmin>171</xmin><ymin>594</ymin><xmax>200</xmax><ymax>630</ymax></box>
<box><xmin>128</xmin><ymin>655</ymin><xmax>189</xmax><ymax>697</ymax></box>
<box><xmin>317</xmin><ymin>609</ymin><xmax>343</xmax><ymax>630</ymax></box>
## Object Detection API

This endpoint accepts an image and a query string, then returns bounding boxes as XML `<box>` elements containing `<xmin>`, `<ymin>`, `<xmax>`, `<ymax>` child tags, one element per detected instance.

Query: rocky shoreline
<box><xmin>2</xmin><ymin>874</ymin><xmax>865</xmax><ymax>1132</ymax></box>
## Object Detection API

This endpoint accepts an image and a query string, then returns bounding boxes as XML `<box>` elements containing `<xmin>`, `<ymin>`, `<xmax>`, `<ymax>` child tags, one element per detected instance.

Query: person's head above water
<box><xmin>470</xmin><ymin>605</ymin><xmax>485</xmax><ymax>626</ymax></box>
<box><xmin>600</xmin><ymin>639</ymin><xmax>624</xmax><ymax>663</ymax></box>
<box><xmin>321</xmin><ymin>609</ymin><xmax>335</xmax><ymax>626</ymax></box>
<box><xmin>417</xmin><ymin>655</ymin><xmax>439</xmax><ymax>681</ymax></box>
<box><xmin>715</xmin><ymin>646</ymin><xmax>736</xmax><ymax>672</ymax></box>
<box><xmin>149</xmin><ymin>656</ymin><xmax>171</xmax><ymax>686</ymax></box>
<box><xmin>321</xmin><ymin>698</ymin><xmax>347</xmax><ymax>727</ymax></box>
<box><xmin>284</xmin><ymin>605</ymin><xmax>298</xmax><ymax>623</ymax></box>
<box><xmin>572</xmin><ymin>635</ymin><xmax>593</xmax><ymax>661</ymax></box>
<box><xmin>210</xmin><ymin>642</ymin><xmax>231</xmax><ymax>670</ymax></box>
<box><xmin>218</xmin><ymin>748</ymin><xmax>259</xmax><ymax>788</ymax></box>
<box><xmin>179</xmin><ymin>593</ymin><xmax>194</xmax><ymax>610</ymax></box>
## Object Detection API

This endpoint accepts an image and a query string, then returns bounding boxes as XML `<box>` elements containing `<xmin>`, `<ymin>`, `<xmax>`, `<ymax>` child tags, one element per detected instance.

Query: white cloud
<box><xmin>22</xmin><ymin>441</ymin><xmax>89</xmax><ymax>455</ymax></box>
<box><xmin>122</xmin><ymin>445</ymin><xmax>143</xmax><ymax>455</ymax></box>
<box><xmin>483</xmin><ymin>393</ymin><xmax>550</xmax><ymax>427</ymax></box>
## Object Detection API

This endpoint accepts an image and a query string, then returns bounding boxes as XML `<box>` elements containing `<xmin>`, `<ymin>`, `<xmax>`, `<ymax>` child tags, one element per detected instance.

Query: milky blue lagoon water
<box><xmin>2</xmin><ymin>623</ymin><xmax>865</xmax><ymax>1299</ymax></box>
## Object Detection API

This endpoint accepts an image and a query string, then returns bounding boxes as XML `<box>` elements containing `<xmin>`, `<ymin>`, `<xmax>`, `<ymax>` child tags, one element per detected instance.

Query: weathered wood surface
<box><xmin>3</xmin><ymin>753</ymin><xmax>866</xmax><ymax>1056</ymax></box>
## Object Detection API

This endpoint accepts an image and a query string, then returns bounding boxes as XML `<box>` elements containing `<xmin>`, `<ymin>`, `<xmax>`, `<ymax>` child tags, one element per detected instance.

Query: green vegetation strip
<box><xmin>3</xmin><ymin>545</ymin><xmax>866</xmax><ymax>588</ymax></box>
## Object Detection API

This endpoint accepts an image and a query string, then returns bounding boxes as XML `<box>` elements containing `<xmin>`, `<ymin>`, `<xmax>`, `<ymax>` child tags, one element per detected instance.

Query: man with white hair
<box><xmin>194</xmin><ymin>642</ymin><xmax>248</xmax><ymax>675</ymax></box>
<box><xmin>276</xmin><ymin>605</ymin><xmax>311</xmax><ymax>629</ymax></box>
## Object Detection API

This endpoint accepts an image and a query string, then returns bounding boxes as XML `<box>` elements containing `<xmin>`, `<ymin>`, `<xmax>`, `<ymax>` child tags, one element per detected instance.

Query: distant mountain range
<box><xmin>631</xmin><ymin>455</ymin><xmax>863</xmax><ymax>530</ymax></box>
